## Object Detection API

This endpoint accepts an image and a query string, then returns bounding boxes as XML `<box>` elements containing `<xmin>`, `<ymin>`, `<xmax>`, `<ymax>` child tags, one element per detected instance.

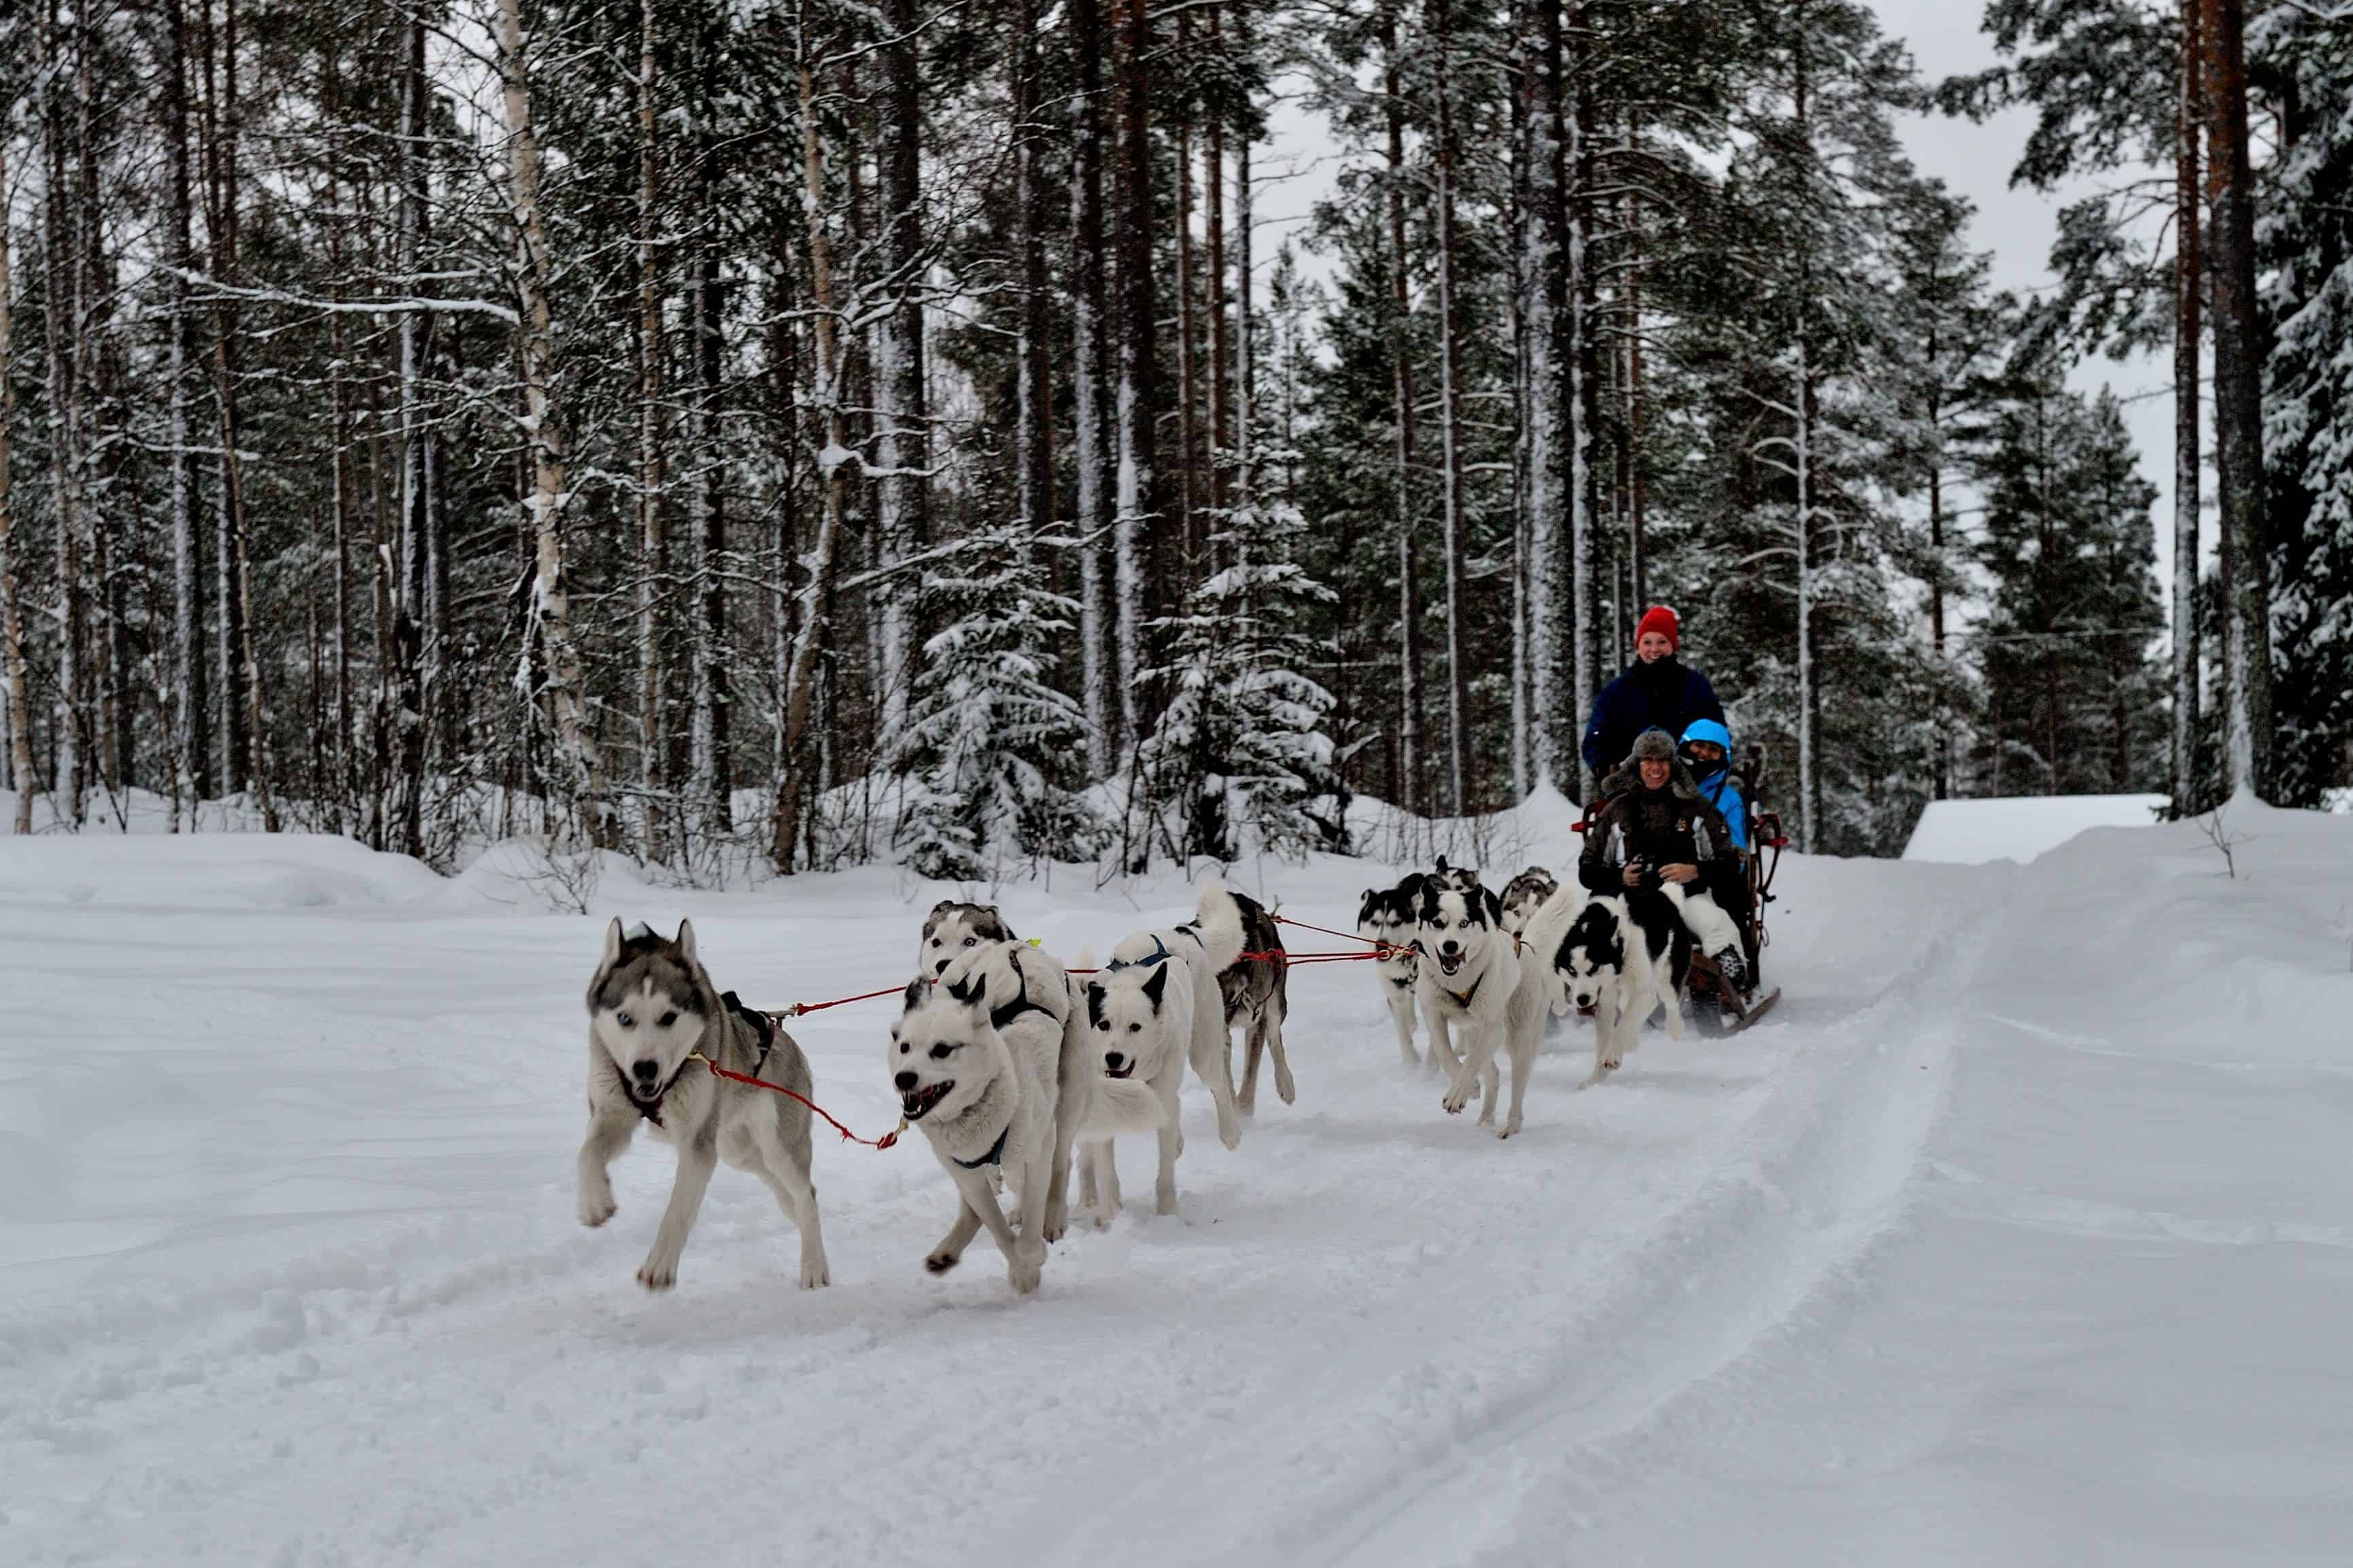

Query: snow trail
<box><xmin>3</xmin><ymin>809</ymin><xmax>2350</xmax><ymax>1565</ymax></box>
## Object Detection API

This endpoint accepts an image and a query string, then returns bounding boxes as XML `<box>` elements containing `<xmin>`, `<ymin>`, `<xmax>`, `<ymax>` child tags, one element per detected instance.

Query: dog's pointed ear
<box><xmin>674</xmin><ymin>919</ymin><xmax>698</xmax><ymax>962</ymax></box>
<box><xmin>928</xmin><ymin>899</ymin><xmax>956</xmax><ymax>917</ymax></box>
<box><xmin>903</xmin><ymin>976</ymin><xmax>929</xmax><ymax>1012</ymax></box>
<box><xmin>1084</xmin><ymin>979</ymin><xmax>1107</xmax><ymax>1029</ymax></box>
<box><xmin>946</xmin><ymin>972</ymin><xmax>985</xmax><ymax>1007</ymax></box>
<box><xmin>602</xmin><ymin>917</ymin><xmax>623</xmax><ymax>969</ymax></box>
<box><xmin>1141</xmin><ymin>963</ymin><xmax>1171</xmax><ymax>1011</ymax></box>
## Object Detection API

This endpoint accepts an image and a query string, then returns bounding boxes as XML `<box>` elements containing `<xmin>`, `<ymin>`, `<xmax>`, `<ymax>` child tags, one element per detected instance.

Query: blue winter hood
<box><xmin>1680</xmin><ymin>718</ymin><xmax>1733</xmax><ymax>755</ymax></box>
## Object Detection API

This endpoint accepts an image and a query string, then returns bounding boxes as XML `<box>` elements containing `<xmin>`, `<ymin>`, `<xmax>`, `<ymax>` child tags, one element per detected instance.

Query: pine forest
<box><xmin>1</xmin><ymin>0</ymin><xmax>2347</xmax><ymax>880</ymax></box>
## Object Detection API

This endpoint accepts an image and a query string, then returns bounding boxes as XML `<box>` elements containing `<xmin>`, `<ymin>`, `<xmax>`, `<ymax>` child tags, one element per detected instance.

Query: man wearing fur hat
<box><xmin>1577</xmin><ymin>727</ymin><xmax>1751</xmax><ymax>988</ymax></box>
<box><xmin>1579</xmin><ymin>605</ymin><xmax>1726</xmax><ymax>790</ymax></box>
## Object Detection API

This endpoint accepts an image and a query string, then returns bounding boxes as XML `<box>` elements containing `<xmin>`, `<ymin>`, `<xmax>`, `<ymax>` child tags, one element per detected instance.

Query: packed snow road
<box><xmin>3</xmin><ymin>804</ymin><xmax>2348</xmax><ymax>1566</ymax></box>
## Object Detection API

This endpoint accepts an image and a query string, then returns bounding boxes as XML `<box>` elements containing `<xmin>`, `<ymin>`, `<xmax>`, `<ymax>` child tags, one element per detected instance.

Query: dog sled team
<box><xmin>575</xmin><ymin>603</ymin><xmax>1779</xmax><ymax>1298</ymax></box>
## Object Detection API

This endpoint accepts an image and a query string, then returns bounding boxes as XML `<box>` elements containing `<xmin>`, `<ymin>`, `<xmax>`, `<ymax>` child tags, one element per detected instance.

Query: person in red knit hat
<box><xmin>1578</xmin><ymin>604</ymin><xmax>1727</xmax><ymax>793</ymax></box>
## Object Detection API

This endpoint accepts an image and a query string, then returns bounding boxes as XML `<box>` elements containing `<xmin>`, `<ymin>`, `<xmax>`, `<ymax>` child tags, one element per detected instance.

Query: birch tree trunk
<box><xmin>164</xmin><ymin>0</ymin><xmax>208</xmax><ymax>812</ymax></box>
<box><xmin>1112</xmin><ymin>0</ymin><xmax>1157</xmax><ymax>755</ymax></box>
<box><xmin>1384</xmin><ymin>9</ymin><xmax>1420</xmax><ymax>819</ymax></box>
<box><xmin>1566</xmin><ymin>1</ymin><xmax>1597</xmax><ymax>797</ymax></box>
<box><xmin>495</xmin><ymin>0</ymin><xmax>608</xmax><ymax>847</ymax></box>
<box><xmin>774</xmin><ymin>0</ymin><xmax>850</xmax><ymax>871</ymax></box>
<box><xmin>1013</xmin><ymin>0</ymin><xmax>1054</xmax><ymax>536</ymax></box>
<box><xmin>1205</xmin><ymin>3</ymin><xmax>1229</xmax><ymax>540</ymax></box>
<box><xmin>1233</xmin><ymin>5</ymin><xmax>1254</xmax><ymax>507</ymax></box>
<box><xmin>39</xmin><ymin>0</ymin><xmax>85</xmax><ymax>824</ymax></box>
<box><xmin>0</xmin><ymin>139</ymin><xmax>36</xmax><ymax>835</ymax></box>
<box><xmin>2170</xmin><ymin>0</ymin><xmax>2203</xmax><ymax>814</ymax></box>
<box><xmin>1519</xmin><ymin>0</ymin><xmax>1567</xmax><ymax>791</ymax></box>
<box><xmin>1432</xmin><ymin>0</ymin><xmax>1472</xmax><ymax>816</ymax></box>
<box><xmin>874</xmin><ymin>0</ymin><xmax>927</xmax><ymax>751</ymax></box>
<box><xmin>636</xmin><ymin>0</ymin><xmax>668</xmax><ymax>857</ymax></box>
<box><xmin>687</xmin><ymin>20</ymin><xmax>730</xmax><ymax>833</ymax></box>
<box><xmin>1069</xmin><ymin>0</ymin><xmax>1113</xmax><ymax>775</ymax></box>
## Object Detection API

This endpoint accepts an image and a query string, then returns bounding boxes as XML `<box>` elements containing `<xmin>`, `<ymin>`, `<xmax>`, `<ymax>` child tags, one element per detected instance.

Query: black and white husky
<box><xmin>1358</xmin><ymin>876</ymin><xmax>1427</xmax><ymax>1069</ymax></box>
<box><xmin>1551</xmin><ymin>891</ymin><xmax>1694</xmax><ymax>1087</ymax></box>
<box><xmin>1075</xmin><ymin>880</ymin><xmax>1247</xmax><ymax>1221</ymax></box>
<box><xmin>1415</xmin><ymin>877</ymin><xmax>1581</xmax><ymax>1138</ymax></box>
<box><xmin>888</xmin><ymin>938</ymin><xmax>1091</xmax><ymax>1294</ymax></box>
<box><xmin>577</xmin><ymin>920</ymin><xmax>829</xmax><ymax>1292</ymax></box>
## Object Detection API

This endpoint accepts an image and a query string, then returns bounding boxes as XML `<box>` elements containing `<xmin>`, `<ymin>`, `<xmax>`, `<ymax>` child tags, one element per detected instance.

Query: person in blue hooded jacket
<box><xmin>1579</xmin><ymin>605</ymin><xmax>1726</xmax><ymax>792</ymax></box>
<box><xmin>1679</xmin><ymin>718</ymin><xmax>1748</xmax><ymax>852</ymax></box>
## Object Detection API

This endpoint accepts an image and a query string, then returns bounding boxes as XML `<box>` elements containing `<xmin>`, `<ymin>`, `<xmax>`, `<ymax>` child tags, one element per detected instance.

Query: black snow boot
<box><xmin>1711</xmin><ymin>945</ymin><xmax>1747</xmax><ymax>992</ymax></box>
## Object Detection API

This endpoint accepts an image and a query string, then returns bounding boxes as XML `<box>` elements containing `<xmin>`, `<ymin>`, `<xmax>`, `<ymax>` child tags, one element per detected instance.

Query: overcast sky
<box><xmin>1252</xmin><ymin>1</ymin><xmax>2184</xmax><ymax>597</ymax></box>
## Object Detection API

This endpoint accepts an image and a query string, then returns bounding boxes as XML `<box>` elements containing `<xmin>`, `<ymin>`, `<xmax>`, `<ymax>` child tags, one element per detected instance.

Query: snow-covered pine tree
<box><xmin>1972</xmin><ymin>361</ymin><xmax>2165</xmax><ymax>795</ymax></box>
<box><xmin>1140</xmin><ymin>493</ymin><xmax>1341</xmax><ymax>866</ymax></box>
<box><xmin>895</xmin><ymin>528</ymin><xmax>1103</xmax><ymax>883</ymax></box>
<box><xmin>2259</xmin><ymin>10</ymin><xmax>2353</xmax><ymax>807</ymax></box>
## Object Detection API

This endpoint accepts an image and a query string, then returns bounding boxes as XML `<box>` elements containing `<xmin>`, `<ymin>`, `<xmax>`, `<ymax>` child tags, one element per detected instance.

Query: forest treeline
<box><xmin>0</xmin><ymin>0</ymin><xmax>2345</xmax><ymax>875</ymax></box>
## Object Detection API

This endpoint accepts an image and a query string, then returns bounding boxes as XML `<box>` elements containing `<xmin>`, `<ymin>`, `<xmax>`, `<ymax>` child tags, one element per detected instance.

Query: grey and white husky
<box><xmin>577</xmin><ymin>919</ymin><xmax>830</xmax><ymax>1291</ymax></box>
<box><xmin>1358</xmin><ymin>876</ymin><xmax>1426</xmax><ymax>1070</ymax></box>
<box><xmin>917</xmin><ymin>900</ymin><xmax>1018</xmax><ymax>977</ymax></box>
<box><xmin>1074</xmin><ymin>880</ymin><xmax>1247</xmax><ymax>1223</ymax></box>
<box><xmin>888</xmin><ymin>941</ymin><xmax>1068</xmax><ymax>1295</ymax></box>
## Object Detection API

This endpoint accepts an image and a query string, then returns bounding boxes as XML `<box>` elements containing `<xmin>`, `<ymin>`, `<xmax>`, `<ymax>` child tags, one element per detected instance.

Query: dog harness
<box><xmin>1105</xmin><ymin>935</ymin><xmax>1173</xmax><ymax>972</ymax></box>
<box><xmin>952</xmin><ymin>1121</ymin><xmax>1011</xmax><ymax>1170</ymax></box>
<box><xmin>989</xmin><ymin>949</ymin><xmax>1061</xmax><ymax>1032</ymax></box>
<box><xmin>1438</xmin><ymin>970</ymin><xmax>1485</xmax><ymax>1011</ymax></box>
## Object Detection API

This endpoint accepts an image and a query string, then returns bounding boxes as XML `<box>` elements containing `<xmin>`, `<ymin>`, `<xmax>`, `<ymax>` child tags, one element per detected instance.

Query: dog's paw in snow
<box><xmin>1440</xmin><ymin>1077</ymin><xmax>1475</xmax><ymax>1115</ymax></box>
<box><xmin>636</xmin><ymin>1254</ymin><xmax>681</xmax><ymax>1291</ymax></box>
<box><xmin>799</xmin><ymin>1254</ymin><xmax>831</xmax><ymax>1289</ymax></box>
<box><xmin>924</xmin><ymin>1245</ymin><xmax>963</xmax><ymax>1274</ymax></box>
<box><xmin>579</xmin><ymin>1187</ymin><xmax>617</xmax><ymax>1228</ymax></box>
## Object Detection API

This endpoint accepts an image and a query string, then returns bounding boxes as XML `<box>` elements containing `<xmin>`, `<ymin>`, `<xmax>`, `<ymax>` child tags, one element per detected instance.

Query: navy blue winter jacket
<box><xmin>1579</xmin><ymin>657</ymin><xmax>1726</xmax><ymax>783</ymax></box>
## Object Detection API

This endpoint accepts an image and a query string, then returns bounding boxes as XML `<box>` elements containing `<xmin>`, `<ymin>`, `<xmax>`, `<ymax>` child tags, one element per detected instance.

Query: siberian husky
<box><xmin>1358</xmin><ymin>876</ymin><xmax>1427</xmax><ymax>1069</ymax></box>
<box><xmin>1551</xmin><ymin>890</ymin><xmax>1694</xmax><ymax>1087</ymax></box>
<box><xmin>1224</xmin><ymin>891</ymin><xmax>1293</xmax><ymax>1115</ymax></box>
<box><xmin>1415</xmin><ymin>877</ymin><xmax>1575</xmax><ymax>1138</ymax></box>
<box><xmin>577</xmin><ymin>920</ymin><xmax>829</xmax><ymax>1291</ymax></box>
<box><xmin>917</xmin><ymin>899</ymin><xmax>1018</xmax><ymax>977</ymax></box>
<box><xmin>1074</xmin><ymin>880</ymin><xmax>1246</xmax><ymax>1222</ymax></box>
<box><xmin>1498</xmin><ymin>866</ymin><xmax>1560</xmax><ymax>937</ymax></box>
<box><xmin>888</xmin><ymin>939</ymin><xmax>1076</xmax><ymax>1293</ymax></box>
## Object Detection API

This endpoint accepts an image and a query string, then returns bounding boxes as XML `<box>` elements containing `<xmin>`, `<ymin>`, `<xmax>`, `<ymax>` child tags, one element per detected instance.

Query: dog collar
<box><xmin>952</xmin><ymin>1121</ymin><xmax>1012</xmax><ymax>1170</ymax></box>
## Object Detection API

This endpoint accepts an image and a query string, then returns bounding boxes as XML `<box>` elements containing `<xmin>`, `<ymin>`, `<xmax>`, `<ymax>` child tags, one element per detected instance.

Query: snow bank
<box><xmin>1902</xmin><ymin>791</ymin><xmax>2167</xmax><ymax>863</ymax></box>
<box><xmin>4</xmin><ymin>807</ymin><xmax>2350</xmax><ymax>1563</ymax></box>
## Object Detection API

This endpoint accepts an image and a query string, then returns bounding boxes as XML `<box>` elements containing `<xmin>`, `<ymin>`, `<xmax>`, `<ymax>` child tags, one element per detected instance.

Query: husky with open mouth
<box><xmin>577</xmin><ymin>919</ymin><xmax>829</xmax><ymax>1291</ymax></box>
<box><xmin>1552</xmin><ymin>890</ymin><xmax>1692</xmax><ymax>1087</ymax></box>
<box><xmin>1414</xmin><ymin>876</ymin><xmax>1577</xmax><ymax>1138</ymax></box>
<box><xmin>889</xmin><ymin>938</ymin><xmax>1078</xmax><ymax>1294</ymax></box>
<box><xmin>1074</xmin><ymin>879</ymin><xmax>1246</xmax><ymax>1223</ymax></box>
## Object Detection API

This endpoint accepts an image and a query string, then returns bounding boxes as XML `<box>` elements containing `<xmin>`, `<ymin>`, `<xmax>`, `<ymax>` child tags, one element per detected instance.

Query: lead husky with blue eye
<box><xmin>577</xmin><ymin>919</ymin><xmax>829</xmax><ymax>1292</ymax></box>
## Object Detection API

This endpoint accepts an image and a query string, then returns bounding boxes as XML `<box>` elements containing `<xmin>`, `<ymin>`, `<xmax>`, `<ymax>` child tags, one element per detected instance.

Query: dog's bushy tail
<box><xmin>1191</xmin><ymin>877</ymin><xmax>1247</xmax><ymax>974</ymax></box>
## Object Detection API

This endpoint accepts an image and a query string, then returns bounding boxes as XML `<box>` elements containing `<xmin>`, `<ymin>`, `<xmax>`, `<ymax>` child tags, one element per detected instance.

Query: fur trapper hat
<box><xmin>1602</xmin><ymin>728</ymin><xmax>1700</xmax><ymax>801</ymax></box>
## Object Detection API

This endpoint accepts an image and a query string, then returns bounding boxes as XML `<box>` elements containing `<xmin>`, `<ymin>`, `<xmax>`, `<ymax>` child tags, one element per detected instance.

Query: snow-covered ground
<box><xmin>4</xmin><ymin>802</ymin><xmax>2350</xmax><ymax>1566</ymax></box>
<box><xmin>1902</xmin><ymin>792</ymin><xmax>2171</xmax><ymax>864</ymax></box>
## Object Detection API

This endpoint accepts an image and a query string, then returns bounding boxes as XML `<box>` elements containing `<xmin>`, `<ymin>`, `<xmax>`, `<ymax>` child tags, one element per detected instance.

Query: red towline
<box><xmin>695</xmin><ymin>909</ymin><xmax>1405</xmax><ymax>1147</ymax></box>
